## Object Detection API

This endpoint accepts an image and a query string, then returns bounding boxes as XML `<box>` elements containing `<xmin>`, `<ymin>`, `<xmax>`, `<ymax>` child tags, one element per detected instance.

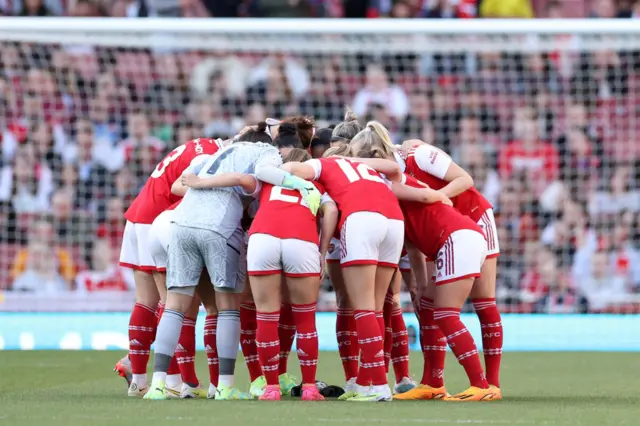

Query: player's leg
<box><xmin>434</xmin><ymin>231</ymin><xmax>495</xmax><ymax>402</ymax></box>
<box><xmin>277</xmin><ymin>285</ymin><xmax>297</xmax><ymax>394</ymax></box>
<box><xmin>117</xmin><ymin>221</ymin><xmax>161</xmax><ymax>396</ymax></box>
<box><xmin>341</xmin><ymin>212</ymin><xmax>392</xmax><ymax>402</ymax></box>
<box><xmin>283</xmin><ymin>238</ymin><xmax>325</xmax><ymax>401</ymax></box>
<box><xmin>387</xmin><ymin>270</ymin><xmax>413</xmax><ymax>393</ymax></box>
<box><xmin>174</xmin><ymin>295</ymin><xmax>205</xmax><ymax>398</ymax></box>
<box><xmin>196</xmin><ymin>271</ymin><xmax>220</xmax><ymax>399</ymax></box>
<box><xmin>144</xmin><ymin>224</ymin><xmax>201</xmax><ymax>400</ymax></box>
<box><xmin>329</xmin><ymin>244</ymin><xmax>359</xmax><ymax>391</ymax></box>
<box><xmin>208</xmin><ymin>230</ymin><xmax>251</xmax><ymax>400</ymax></box>
<box><xmin>472</xmin><ymin>209</ymin><xmax>503</xmax><ymax>397</ymax></box>
<box><xmin>240</xmin><ymin>288</ymin><xmax>264</xmax><ymax>396</ymax></box>
<box><xmin>250</xmin><ymin>273</ymin><xmax>282</xmax><ymax>401</ymax></box>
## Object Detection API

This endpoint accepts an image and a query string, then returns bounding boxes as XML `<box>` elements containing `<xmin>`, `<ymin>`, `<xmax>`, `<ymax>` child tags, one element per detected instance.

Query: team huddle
<box><xmin>114</xmin><ymin>111</ymin><xmax>503</xmax><ymax>402</ymax></box>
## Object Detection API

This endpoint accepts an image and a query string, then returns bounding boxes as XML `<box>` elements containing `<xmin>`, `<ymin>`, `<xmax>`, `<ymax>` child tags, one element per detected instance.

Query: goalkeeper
<box><xmin>145</xmin><ymin>137</ymin><xmax>320</xmax><ymax>400</ymax></box>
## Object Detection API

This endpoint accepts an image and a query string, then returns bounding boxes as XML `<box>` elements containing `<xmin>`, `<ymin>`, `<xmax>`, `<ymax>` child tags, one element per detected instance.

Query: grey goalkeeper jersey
<box><xmin>173</xmin><ymin>142</ymin><xmax>282</xmax><ymax>240</ymax></box>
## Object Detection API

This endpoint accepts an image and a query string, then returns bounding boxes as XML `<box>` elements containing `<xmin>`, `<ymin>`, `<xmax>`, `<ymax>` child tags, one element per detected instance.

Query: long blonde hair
<box><xmin>349</xmin><ymin>121</ymin><xmax>395</xmax><ymax>160</ymax></box>
<box><xmin>323</xmin><ymin>144</ymin><xmax>353</xmax><ymax>158</ymax></box>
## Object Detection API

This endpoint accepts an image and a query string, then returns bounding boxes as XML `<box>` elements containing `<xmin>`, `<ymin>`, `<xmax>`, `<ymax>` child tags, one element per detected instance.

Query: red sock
<box><xmin>128</xmin><ymin>303</ymin><xmax>157</xmax><ymax>375</ymax></box>
<box><xmin>473</xmin><ymin>298</ymin><xmax>503</xmax><ymax>388</ymax></box>
<box><xmin>278</xmin><ymin>303</ymin><xmax>296</xmax><ymax>375</ymax></box>
<box><xmin>240</xmin><ymin>303</ymin><xmax>262</xmax><ymax>382</ymax></box>
<box><xmin>434</xmin><ymin>307</ymin><xmax>488</xmax><ymax>389</ymax></box>
<box><xmin>204</xmin><ymin>314</ymin><xmax>218</xmax><ymax>387</ymax></box>
<box><xmin>256</xmin><ymin>310</ymin><xmax>280</xmax><ymax>386</ymax></box>
<box><xmin>390</xmin><ymin>307</ymin><xmax>410</xmax><ymax>382</ymax></box>
<box><xmin>336</xmin><ymin>308</ymin><xmax>359</xmax><ymax>381</ymax></box>
<box><xmin>176</xmin><ymin>316</ymin><xmax>198</xmax><ymax>386</ymax></box>
<box><xmin>419</xmin><ymin>298</ymin><xmax>446</xmax><ymax>387</ymax></box>
<box><xmin>354</xmin><ymin>310</ymin><xmax>387</xmax><ymax>386</ymax></box>
<box><xmin>382</xmin><ymin>294</ymin><xmax>393</xmax><ymax>372</ymax></box>
<box><xmin>292</xmin><ymin>303</ymin><xmax>319</xmax><ymax>385</ymax></box>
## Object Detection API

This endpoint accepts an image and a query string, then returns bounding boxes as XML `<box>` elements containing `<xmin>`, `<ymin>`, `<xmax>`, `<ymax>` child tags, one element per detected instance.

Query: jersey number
<box><xmin>269</xmin><ymin>187</ymin><xmax>308</xmax><ymax>207</ymax></box>
<box><xmin>335</xmin><ymin>159</ymin><xmax>385</xmax><ymax>184</ymax></box>
<box><xmin>151</xmin><ymin>144</ymin><xmax>187</xmax><ymax>178</ymax></box>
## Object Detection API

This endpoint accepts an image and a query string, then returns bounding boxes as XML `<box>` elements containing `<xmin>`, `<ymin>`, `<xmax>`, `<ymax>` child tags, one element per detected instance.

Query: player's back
<box><xmin>405</xmin><ymin>146</ymin><xmax>491</xmax><ymax>222</ymax></box>
<box><xmin>307</xmin><ymin>157</ymin><xmax>402</xmax><ymax>228</ymax></box>
<box><xmin>400</xmin><ymin>174</ymin><xmax>482</xmax><ymax>258</ymax></box>
<box><xmin>125</xmin><ymin>138</ymin><xmax>223</xmax><ymax>224</ymax></box>
<box><xmin>250</xmin><ymin>182</ymin><xmax>322</xmax><ymax>244</ymax></box>
<box><xmin>175</xmin><ymin>142</ymin><xmax>281</xmax><ymax>238</ymax></box>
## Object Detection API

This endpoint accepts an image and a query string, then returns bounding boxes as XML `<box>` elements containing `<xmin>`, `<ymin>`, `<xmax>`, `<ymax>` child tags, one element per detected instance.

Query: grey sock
<box><xmin>217</xmin><ymin>310</ymin><xmax>241</xmax><ymax>376</ymax></box>
<box><xmin>154</xmin><ymin>309</ymin><xmax>184</xmax><ymax>373</ymax></box>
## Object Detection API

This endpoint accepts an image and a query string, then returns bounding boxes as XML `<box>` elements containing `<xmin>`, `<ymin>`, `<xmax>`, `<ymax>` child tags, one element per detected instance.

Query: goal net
<box><xmin>0</xmin><ymin>18</ymin><xmax>638</xmax><ymax>322</ymax></box>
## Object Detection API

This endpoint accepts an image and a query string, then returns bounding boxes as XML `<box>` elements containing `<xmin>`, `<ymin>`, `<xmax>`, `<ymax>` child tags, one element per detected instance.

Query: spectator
<box><xmin>171</xmin><ymin>119</ymin><xmax>200</xmax><ymax>149</ymax></box>
<box><xmin>352</xmin><ymin>63</ymin><xmax>409</xmax><ymax>122</ymax></box>
<box><xmin>518</xmin><ymin>53</ymin><xmax>562</xmax><ymax>96</ymax></box>
<box><xmin>50</xmin><ymin>188</ymin><xmax>92</xmax><ymax>248</ymax></box>
<box><xmin>0</xmin><ymin>144</ymin><xmax>53</xmax><ymax>214</ymax></box>
<box><xmin>428</xmin><ymin>87</ymin><xmax>457</xmax><ymax>149</ymax></box>
<box><xmin>11</xmin><ymin>219</ymin><xmax>75</xmax><ymax>284</ymax></box>
<box><xmin>555</xmin><ymin>102</ymin><xmax>602</xmax><ymax>159</ymax></box>
<box><xmin>589</xmin><ymin>164</ymin><xmax>640</xmax><ymax>216</ymax></box>
<box><xmin>88</xmin><ymin>93</ymin><xmax>120</xmax><ymax>147</ymax></box>
<box><xmin>300</xmin><ymin>58</ymin><xmax>347</xmax><ymax>123</ymax></box>
<box><xmin>247</xmin><ymin>58</ymin><xmax>307</xmax><ymax>118</ymax></box>
<box><xmin>254</xmin><ymin>0</ymin><xmax>314</xmax><ymax>17</ymax></box>
<box><xmin>31</xmin><ymin>121</ymin><xmax>64</xmax><ymax>178</ymax></box>
<box><xmin>62</xmin><ymin>118</ymin><xmax>112</xmax><ymax>210</ymax></box>
<box><xmin>540</xmin><ymin>199</ymin><xmax>588</xmax><ymax>267</ymax></box>
<box><xmin>458</xmin><ymin>144</ymin><xmax>500</xmax><ymax>208</ymax></box>
<box><xmin>521</xmin><ymin>245</ymin><xmax>558</xmax><ymax>304</ymax></box>
<box><xmin>423</xmin><ymin>0</ymin><xmax>477</xmax><ymax>18</ymax></box>
<box><xmin>545</xmin><ymin>0</ymin><xmax>565</xmax><ymax>18</ymax></box>
<box><xmin>534</xmin><ymin>271</ymin><xmax>587</xmax><ymax>314</ymax></box>
<box><xmin>401</xmin><ymin>92</ymin><xmax>431</xmax><ymax>140</ymax></box>
<box><xmin>97</xmin><ymin>196</ymin><xmax>125</xmax><ymax>246</ymax></box>
<box><xmin>499</xmin><ymin>111</ymin><xmax>560</xmax><ymax>194</ymax></box>
<box><xmin>578</xmin><ymin>250</ymin><xmax>630</xmax><ymax>311</ymax></box>
<box><xmin>456</xmin><ymin>85</ymin><xmax>501</xmax><ymax>135</ymax></box>
<box><xmin>479</xmin><ymin>0</ymin><xmax>533</xmax><ymax>18</ymax></box>
<box><xmin>18</xmin><ymin>0</ymin><xmax>54</xmax><ymax>16</ymax></box>
<box><xmin>118</xmin><ymin>112</ymin><xmax>165</xmax><ymax>186</ymax></box>
<box><xmin>571</xmin><ymin>51</ymin><xmax>628</xmax><ymax>108</ymax></box>
<box><xmin>12</xmin><ymin>242</ymin><xmax>71</xmax><ymax>293</ymax></box>
<box><xmin>68</xmin><ymin>0</ymin><xmax>100</xmax><ymax>16</ymax></box>
<box><xmin>589</xmin><ymin>0</ymin><xmax>616</xmax><ymax>17</ymax></box>
<box><xmin>451</xmin><ymin>114</ymin><xmax>497</xmax><ymax>169</ymax></box>
<box><xmin>145</xmin><ymin>53</ymin><xmax>191</xmax><ymax>125</ymax></box>
<box><xmin>75</xmin><ymin>238</ymin><xmax>134</xmax><ymax>292</ymax></box>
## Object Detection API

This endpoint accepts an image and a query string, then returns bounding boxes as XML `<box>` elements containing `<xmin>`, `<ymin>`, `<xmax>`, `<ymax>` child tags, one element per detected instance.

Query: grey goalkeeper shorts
<box><xmin>166</xmin><ymin>224</ymin><xmax>245</xmax><ymax>293</ymax></box>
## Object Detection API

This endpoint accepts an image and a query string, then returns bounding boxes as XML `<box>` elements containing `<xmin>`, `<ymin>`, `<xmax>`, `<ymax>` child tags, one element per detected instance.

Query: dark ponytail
<box><xmin>274</xmin><ymin>122</ymin><xmax>303</xmax><ymax>149</ymax></box>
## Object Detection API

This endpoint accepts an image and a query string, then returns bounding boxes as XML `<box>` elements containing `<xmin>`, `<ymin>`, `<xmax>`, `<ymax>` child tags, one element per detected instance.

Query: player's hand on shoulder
<box><xmin>181</xmin><ymin>173</ymin><xmax>201</xmax><ymax>188</ymax></box>
<box><xmin>435</xmin><ymin>190</ymin><xmax>453</xmax><ymax>207</ymax></box>
<box><xmin>399</xmin><ymin>138</ymin><xmax>426</xmax><ymax>158</ymax></box>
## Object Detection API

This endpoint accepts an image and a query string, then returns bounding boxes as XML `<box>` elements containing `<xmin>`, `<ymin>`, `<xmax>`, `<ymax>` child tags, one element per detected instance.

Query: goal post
<box><xmin>0</xmin><ymin>17</ymin><xmax>639</xmax><ymax>349</ymax></box>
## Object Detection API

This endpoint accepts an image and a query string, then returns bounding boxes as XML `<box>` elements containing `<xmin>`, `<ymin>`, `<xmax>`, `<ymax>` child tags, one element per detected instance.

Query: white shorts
<box><xmin>119</xmin><ymin>221</ymin><xmax>156</xmax><ymax>272</ymax></box>
<box><xmin>340</xmin><ymin>212</ymin><xmax>404</xmax><ymax>268</ymax></box>
<box><xmin>148</xmin><ymin>210</ymin><xmax>175</xmax><ymax>271</ymax></box>
<box><xmin>326</xmin><ymin>237</ymin><xmax>341</xmax><ymax>264</ymax></box>
<box><xmin>247</xmin><ymin>233</ymin><xmax>321</xmax><ymax>277</ymax></box>
<box><xmin>477</xmin><ymin>208</ymin><xmax>500</xmax><ymax>258</ymax></box>
<box><xmin>399</xmin><ymin>254</ymin><xmax>411</xmax><ymax>272</ymax></box>
<box><xmin>434</xmin><ymin>229</ymin><xmax>487</xmax><ymax>285</ymax></box>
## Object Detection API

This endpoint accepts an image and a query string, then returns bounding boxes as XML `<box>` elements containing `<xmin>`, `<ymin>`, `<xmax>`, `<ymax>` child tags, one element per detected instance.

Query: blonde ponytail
<box><xmin>323</xmin><ymin>144</ymin><xmax>353</xmax><ymax>158</ymax></box>
<box><xmin>350</xmin><ymin>120</ymin><xmax>395</xmax><ymax>159</ymax></box>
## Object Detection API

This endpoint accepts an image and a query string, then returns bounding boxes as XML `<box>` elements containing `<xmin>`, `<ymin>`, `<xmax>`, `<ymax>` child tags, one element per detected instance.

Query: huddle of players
<box><xmin>115</xmin><ymin>111</ymin><xmax>504</xmax><ymax>403</ymax></box>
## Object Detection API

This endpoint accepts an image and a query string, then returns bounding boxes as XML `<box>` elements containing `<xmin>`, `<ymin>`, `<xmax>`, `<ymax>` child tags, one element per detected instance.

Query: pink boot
<box><xmin>259</xmin><ymin>385</ymin><xmax>281</xmax><ymax>401</ymax></box>
<box><xmin>301</xmin><ymin>384</ymin><xmax>325</xmax><ymax>401</ymax></box>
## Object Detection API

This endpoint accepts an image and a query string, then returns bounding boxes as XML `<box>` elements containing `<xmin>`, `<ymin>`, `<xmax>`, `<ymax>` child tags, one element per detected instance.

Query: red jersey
<box><xmin>404</xmin><ymin>145</ymin><xmax>492</xmax><ymax>223</ymax></box>
<box><xmin>306</xmin><ymin>157</ymin><xmax>403</xmax><ymax>229</ymax></box>
<box><xmin>400</xmin><ymin>174</ymin><xmax>483</xmax><ymax>259</ymax></box>
<box><xmin>498</xmin><ymin>140</ymin><xmax>559</xmax><ymax>182</ymax></box>
<box><xmin>124</xmin><ymin>138</ymin><xmax>223</xmax><ymax>224</ymax></box>
<box><xmin>249</xmin><ymin>182</ymin><xmax>326</xmax><ymax>244</ymax></box>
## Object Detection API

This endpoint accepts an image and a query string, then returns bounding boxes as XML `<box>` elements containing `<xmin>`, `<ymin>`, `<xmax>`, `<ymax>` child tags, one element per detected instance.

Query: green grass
<box><xmin>0</xmin><ymin>351</ymin><xmax>638</xmax><ymax>426</ymax></box>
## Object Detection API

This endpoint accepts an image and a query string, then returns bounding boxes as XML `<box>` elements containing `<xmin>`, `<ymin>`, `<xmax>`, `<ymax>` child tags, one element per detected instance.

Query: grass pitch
<box><xmin>0</xmin><ymin>351</ymin><xmax>638</xmax><ymax>426</ymax></box>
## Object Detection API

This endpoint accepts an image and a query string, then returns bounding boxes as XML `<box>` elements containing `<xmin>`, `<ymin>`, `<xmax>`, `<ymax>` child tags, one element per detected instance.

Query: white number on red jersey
<box><xmin>335</xmin><ymin>158</ymin><xmax>384</xmax><ymax>183</ymax></box>
<box><xmin>150</xmin><ymin>144</ymin><xmax>187</xmax><ymax>178</ymax></box>
<box><xmin>269</xmin><ymin>186</ymin><xmax>309</xmax><ymax>207</ymax></box>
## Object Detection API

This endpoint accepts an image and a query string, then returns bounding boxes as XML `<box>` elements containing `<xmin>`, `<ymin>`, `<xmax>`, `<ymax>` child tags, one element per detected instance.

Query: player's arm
<box><xmin>413</xmin><ymin>145</ymin><xmax>474</xmax><ymax>198</ymax></box>
<box><xmin>346</xmin><ymin>157</ymin><xmax>403</xmax><ymax>182</ymax></box>
<box><xmin>318</xmin><ymin>197</ymin><xmax>338</xmax><ymax>259</ymax></box>
<box><xmin>391</xmin><ymin>182</ymin><xmax>452</xmax><ymax>206</ymax></box>
<box><xmin>280</xmin><ymin>161</ymin><xmax>316</xmax><ymax>181</ymax></box>
<box><xmin>182</xmin><ymin>172</ymin><xmax>258</xmax><ymax>194</ymax></box>
<box><xmin>171</xmin><ymin>154</ymin><xmax>211</xmax><ymax>197</ymax></box>
<box><xmin>405</xmin><ymin>240</ymin><xmax>429</xmax><ymax>291</ymax></box>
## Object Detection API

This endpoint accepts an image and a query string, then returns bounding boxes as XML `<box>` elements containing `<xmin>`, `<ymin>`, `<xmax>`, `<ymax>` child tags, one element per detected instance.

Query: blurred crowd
<box><xmin>2</xmin><ymin>0</ymin><xmax>640</xmax><ymax>19</ymax></box>
<box><xmin>1</xmin><ymin>1</ymin><xmax>640</xmax><ymax>313</ymax></box>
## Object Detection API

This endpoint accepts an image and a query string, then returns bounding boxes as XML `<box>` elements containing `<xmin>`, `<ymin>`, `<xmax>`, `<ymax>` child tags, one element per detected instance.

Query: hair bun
<box><xmin>344</xmin><ymin>108</ymin><xmax>358</xmax><ymax>122</ymax></box>
<box><xmin>278</xmin><ymin>122</ymin><xmax>298</xmax><ymax>136</ymax></box>
<box><xmin>256</xmin><ymin>121</ymin><xmax>267</xmax><ymax>132</ymax></box>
